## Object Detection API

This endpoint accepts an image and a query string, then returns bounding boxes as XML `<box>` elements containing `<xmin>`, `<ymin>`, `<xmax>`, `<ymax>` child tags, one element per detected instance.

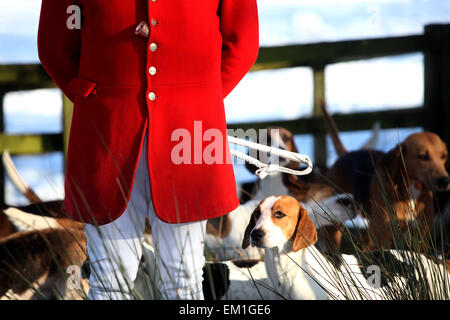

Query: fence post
<box><xmin>313</xmin><ymin>65</ymin><xmax>327</xmax><ymax>168</ymax></box>
<box><xmin>62</xmin><ymin>94</ymin><xmax>73</xmax><ymax>173</ymax></box>
<box><xmin>0</xmin><ymin>91</ymin><xmax>4</xmax><ymax>205</ymax></box>
<box><xmin>424</xmin><ymin>24</ymin><xmax>450</xmax><ymax>145</ymax></box>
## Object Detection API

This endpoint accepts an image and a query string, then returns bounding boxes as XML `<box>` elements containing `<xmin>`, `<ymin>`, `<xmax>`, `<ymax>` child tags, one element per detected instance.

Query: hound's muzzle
<box><xmin>250</xmin><ymin>228</ymin><xmax>265</xmax><ymax>247</ymax></box>
<box><xmin>435</xmin><ymin>175</ymin><xmax>450</xmax><ymax>191</ymax></box>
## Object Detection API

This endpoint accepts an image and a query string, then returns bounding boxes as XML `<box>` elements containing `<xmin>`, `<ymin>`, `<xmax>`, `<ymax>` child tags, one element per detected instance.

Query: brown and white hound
<box><xmin>241</xmin><ymin>195</ymin><xmax>450</xmax><ymax>300</ymax></box>
<box><xmin>326</xmin><ymin>132</ymin><xmax>449</xmax><ymax>251</ymax></box>
<box><xmin>205</xmin><ymin>192</ymin><xmax>356</xmax><ymax>262</ymax></box>
<box><xmin>0</xmin><ymin>227</ymin><xmax>87</xmax><ymax>300</ymax></box>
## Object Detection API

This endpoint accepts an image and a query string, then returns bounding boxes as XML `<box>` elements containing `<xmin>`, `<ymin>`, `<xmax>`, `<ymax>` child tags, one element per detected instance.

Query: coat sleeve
<box><xmin>37</xmin><ymin>0</ymin><xmax>81</xmax><ymax>102</ymax></box>
<box><xmin>218</xmin><ymin>0</ymin><xmax>260</xmax><ymax>99</ymax></box>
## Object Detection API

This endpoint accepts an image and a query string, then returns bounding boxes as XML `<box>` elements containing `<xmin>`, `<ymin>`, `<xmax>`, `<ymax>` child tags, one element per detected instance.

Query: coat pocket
<box><xmin>64</xmin><ymin>77</ymin><xmax>97</xmax><ymax>99</ymax></box>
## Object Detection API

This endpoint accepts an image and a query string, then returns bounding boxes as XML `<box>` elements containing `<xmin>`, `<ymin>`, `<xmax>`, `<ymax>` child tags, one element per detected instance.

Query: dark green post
<box><xmin>0</xmin><ymin>91</ymin><xmax>5</xmax><ymax>206</ymax></box>
<box><xmin>313</xmin><ymin>65</ymin><xmax>327</xmax><ymax>167</ymax></box>
<box><xmin>424</xmin><ymin>24</ymin><xmax>450</xmax><ymax>145</ymax></box>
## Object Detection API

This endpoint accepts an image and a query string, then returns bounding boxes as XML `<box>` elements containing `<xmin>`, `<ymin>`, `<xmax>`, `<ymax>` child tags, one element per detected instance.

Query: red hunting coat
<box><xmin>38</xmin><ymin>0</ymin><xmax>259</xmax><ymax>225</ymax></box>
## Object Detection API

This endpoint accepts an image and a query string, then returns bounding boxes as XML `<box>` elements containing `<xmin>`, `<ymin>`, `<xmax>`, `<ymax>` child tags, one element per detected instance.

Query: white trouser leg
<box><xmin>84</xmin><ymin>124</ymin><xmax>208</xmax><ymax>300</ymax></box>
<box><xmin>143</xmin><ymin>146</ymin><xmax>207</xmax><ymax>299</ymax></box>
<box><xmin>148</xmin><ymin>212</ymin><xmax>207</xmax><ymax>300</ymax></box>
<box><xmin>84</xmin><ymin>129</ymin><xmax>150</xmax><ymax>300</ymax></box>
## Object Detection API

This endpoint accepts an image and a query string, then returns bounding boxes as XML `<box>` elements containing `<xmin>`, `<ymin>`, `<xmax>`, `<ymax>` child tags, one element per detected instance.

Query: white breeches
<box><xmin>84</xmin><ymin>126</ymin><xmax>207</xmax><ymax>300</ymax></box>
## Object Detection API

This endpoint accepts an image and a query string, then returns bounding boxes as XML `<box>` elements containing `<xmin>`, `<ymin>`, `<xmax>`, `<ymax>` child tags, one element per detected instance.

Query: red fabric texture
<box><xmin>37</xmin><ymin>0</ymin><xmax>259</xmax><ymax>225</ymax></box>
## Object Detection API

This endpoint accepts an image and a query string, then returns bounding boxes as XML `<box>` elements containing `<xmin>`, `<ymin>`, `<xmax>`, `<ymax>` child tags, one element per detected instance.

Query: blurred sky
<box><xmin>2</xmin><ymin>0</ymin><xmax>450</xmax><ymax>61</ymax></box>
<box><xmin>0</xmin><ymin>0</ymin><xmax>449</xmax><ymax>203</ymax></box>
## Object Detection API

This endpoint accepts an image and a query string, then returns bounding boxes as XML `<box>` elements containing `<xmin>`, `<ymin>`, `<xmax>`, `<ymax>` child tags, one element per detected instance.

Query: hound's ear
<box><xmin>292</xmin><ymin>205</ymin><xmax>318</xmax><ymax>252</ymax></box>
<box><xmin>242</xmin><ymin>208</ymin><xmax>259</xmax><ymax>249</ymax></box>
<box><xmin>444</xmin><ymin>144</ymin><xmax>449</xmax><ymax>169</ymax></box>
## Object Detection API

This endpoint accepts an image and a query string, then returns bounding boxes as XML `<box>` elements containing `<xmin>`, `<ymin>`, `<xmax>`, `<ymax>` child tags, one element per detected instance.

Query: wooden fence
<box><xmin>0</xmin><ymin>23</ymin><xmax>449</xmax><ymax>204</ymax></box>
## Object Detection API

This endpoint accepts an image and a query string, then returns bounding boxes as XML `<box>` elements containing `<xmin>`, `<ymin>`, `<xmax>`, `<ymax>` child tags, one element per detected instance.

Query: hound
<box><xmin>327</xmin><ymin>132</ymin><xmax>449</xmax><ymax>250</ymax></box>
<box><xmin>318</xmin><ymin>101</ymin><xmax>450</xmax><ymax>251</ymax></box>
<box><xmin>205</xmin><ymin>193</ymin><xmax>356</xmax><ymax>262</ymax></box>
<box><xmin>0</xmin><ymin>208</ymin><xmax>16</xmax><ymax>239</ymax></box>
<box><xmin>0</xmin><ymin>203</ymin><xmax>85</xmax><ymax>241</ymax></box>
<box><xmin>242</xmin><ymin>195</ymin><xmax>450</xmax><ymax>300</ymax></box>
<box><xmin>0</xmin><ymin>227</ymin><xmax>88</xmax><ymax>300</ymax></box>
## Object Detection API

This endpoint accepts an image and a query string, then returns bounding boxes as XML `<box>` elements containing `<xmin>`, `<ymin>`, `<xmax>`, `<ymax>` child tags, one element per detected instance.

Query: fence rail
<box><xmin>0</xmin><ymin>24</ymin><xmax>449</xmax><ymax>204</ymax></box>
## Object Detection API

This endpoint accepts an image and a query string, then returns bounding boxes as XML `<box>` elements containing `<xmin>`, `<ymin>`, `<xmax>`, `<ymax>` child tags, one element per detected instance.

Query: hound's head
<box><xmin>242</xmin><ymin>195</ymin><xmax>318</xmax><ymax>252</ymax></box>
<box><xmin>380</xmin><ymin>132</ymin><xmax>449</xmax><ymax>192</ymax></box>
<box><xmin>303</xmin><ymin>194</ymin><xmax>358</xmax><ymax>227</ymax></box>
<box><xmin>245</xmin><ymin>127</ymin><xmax>298</xmax><ymax>175</ymax></box>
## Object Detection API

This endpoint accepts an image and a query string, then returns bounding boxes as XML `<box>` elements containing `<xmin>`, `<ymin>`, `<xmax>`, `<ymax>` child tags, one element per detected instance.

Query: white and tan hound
<box><xmin>205</xmin><ymin>193</ymin><xmax>356</xmax><ymax>262</ymax></box>
<box><xmin>241</xmin><ymin>195</ymin><xmax>450</xmax><ymax>300</ymax></box>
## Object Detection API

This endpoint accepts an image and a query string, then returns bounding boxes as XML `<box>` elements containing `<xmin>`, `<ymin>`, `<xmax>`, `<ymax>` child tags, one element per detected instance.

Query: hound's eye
<box><xmin>442</xmin><ymin>154</ymin><xmax>448</xmax><ymax>161</ymax></box>
<box><xmin>336</xmin><ymin>197</ymin><xmax>352</xmax><ymax>206</ymax></box>
<box><xmin>273</xmin><ymin>211</ymin><xmax>286</xmax><ymax>219</ymax></box>
<box><xmin>418</xmin><ymin>154</ymin><xmax>430</xmax><ymax>161</ymax></box>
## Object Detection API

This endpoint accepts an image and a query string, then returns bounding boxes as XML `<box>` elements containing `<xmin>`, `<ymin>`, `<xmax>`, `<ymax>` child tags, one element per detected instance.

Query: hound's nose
<box><xmin>251</xmin><ymin>229</ymin><xmax>265</xmax><ymax>242</ymax></box>
<box><xmin>436</xmin><ymin>176</ymin><xmax>450</xmax><ymax>190</ymax></box>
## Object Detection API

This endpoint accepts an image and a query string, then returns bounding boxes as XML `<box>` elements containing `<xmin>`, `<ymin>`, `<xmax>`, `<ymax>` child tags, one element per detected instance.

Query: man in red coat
<box><xmin>38</xmin><ymin>0</ymin><xmax>259</xmax><ymax>299</ymax></box>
